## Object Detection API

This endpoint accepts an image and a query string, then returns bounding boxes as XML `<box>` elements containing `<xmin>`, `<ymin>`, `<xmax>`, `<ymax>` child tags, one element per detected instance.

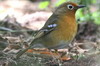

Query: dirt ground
<box><xmin>0</xmin><ymin>0</ymin><xmax>100</xmax><ymax>66</ymax></box>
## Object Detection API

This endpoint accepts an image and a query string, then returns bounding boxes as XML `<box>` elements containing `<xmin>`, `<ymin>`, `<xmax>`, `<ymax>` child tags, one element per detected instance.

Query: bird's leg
<box><xmin>54</xmin><ymin>49</ymin><xmax>58</xmax><ymax>54</ymax></box>
<box><xmin>57</xmin><ymin>49</ymin><xmax>71</xmax><ymax>61</ymax></box>
<box><xmin>54</xmin><ymin>49</ymin><xmax>61</xmax><ymax>58</ymax></box>
<box><xmin>60</xmin><ymin>52</ymin><xmax>67</xmax><ymax>58</ymax></box>
<box><xmin>47</xmin><ymin>49</ymin><xmax>59</xmax><ymax>61</ymax></box>
<box><xmin>54</xmin><ymin>49</ymin><xmax>66</xmax><ymax>57</ymax></box>
<box><xmin>48</xmin><ymin>49</ymin><xmax>63</xmax><ymax>64</ymax></box>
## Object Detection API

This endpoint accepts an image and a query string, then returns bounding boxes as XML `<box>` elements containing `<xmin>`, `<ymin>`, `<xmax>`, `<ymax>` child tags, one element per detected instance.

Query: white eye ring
<box><xmin>67</xmin><ymin>4</ymin><xmax>74</xmax><ymax>10</ymax></box>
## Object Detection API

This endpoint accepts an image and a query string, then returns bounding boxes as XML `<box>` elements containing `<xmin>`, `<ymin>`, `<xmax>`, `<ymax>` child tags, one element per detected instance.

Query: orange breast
<box><xmin>42</xmin><ymin>15</ymin><xmax>78</xmax><ymax>48</ymax></box>
<box><xmin>51</xmin><ymin>15</ymin><xmax>77</xmax><ymax>42</ymax></box>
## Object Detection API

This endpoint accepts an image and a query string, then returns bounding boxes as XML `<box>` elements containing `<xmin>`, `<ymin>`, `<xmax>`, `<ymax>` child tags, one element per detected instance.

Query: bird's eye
<box><xmin>67</xmin><ymin>4</ymin><xmax>74</xmax><ymax>10</ymax></box>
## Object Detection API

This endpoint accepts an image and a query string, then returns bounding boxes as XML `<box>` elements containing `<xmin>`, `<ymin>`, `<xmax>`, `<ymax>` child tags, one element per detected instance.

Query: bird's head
<box><xmin>54</xmin><ymin>2</ymin><xmax>85</xmax><ymax>15</ymax></box>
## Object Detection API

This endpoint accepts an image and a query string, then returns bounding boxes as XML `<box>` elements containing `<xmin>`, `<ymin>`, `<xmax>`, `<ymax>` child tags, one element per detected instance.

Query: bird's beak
<box><xmin>77</xmin><ymin>5</ymin><xmax>86</xmax><ymax>8</ymax></box>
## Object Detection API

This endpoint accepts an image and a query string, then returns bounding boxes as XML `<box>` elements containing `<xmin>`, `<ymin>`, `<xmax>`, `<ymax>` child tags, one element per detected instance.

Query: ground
<box><xmin>0</xmin><ymin>0</ymin><xmax>100</xmax><ymax>66</ymax></box>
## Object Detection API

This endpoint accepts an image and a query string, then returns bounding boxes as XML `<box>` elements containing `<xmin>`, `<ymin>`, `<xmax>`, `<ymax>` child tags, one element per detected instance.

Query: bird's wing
<box><xmin>34</xmin><ymin>14</ymin><xmax>58</xmax><ymax>39</ymax></box>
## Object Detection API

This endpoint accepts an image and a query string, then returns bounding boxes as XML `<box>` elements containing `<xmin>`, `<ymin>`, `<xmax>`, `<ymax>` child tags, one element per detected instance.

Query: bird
<box><xmin>16</xmin><ymin>2</ymin><xmax>85</xmax><ymax>58</ymax></box>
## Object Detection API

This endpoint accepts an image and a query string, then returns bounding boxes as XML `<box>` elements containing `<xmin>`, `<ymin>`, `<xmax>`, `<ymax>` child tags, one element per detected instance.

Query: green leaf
<box><xmin>92</xmin><ymin>11</ymin><xmax>100</xmax><ymax>24</ymax></box>
<box><xmin>55</xmin><ymin>0</ymin><xmax>67</xmax><ymax>7</ymax></box>
<box><xmin>39</xmin><ymin>1</ymin><xmax>49</xmax><ymax>9</ymax></box>
<box><xmin>76</xmin><ymin>9</ymin><xmax>84</xmax><ymax>18</ymax></box>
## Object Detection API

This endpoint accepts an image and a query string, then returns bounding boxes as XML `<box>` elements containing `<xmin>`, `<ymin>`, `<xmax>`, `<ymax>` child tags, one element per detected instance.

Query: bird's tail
<box><xmin>15</xmin><ymin>37</ymin><xmax>37</xmax><ymax>59</ymax></box>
